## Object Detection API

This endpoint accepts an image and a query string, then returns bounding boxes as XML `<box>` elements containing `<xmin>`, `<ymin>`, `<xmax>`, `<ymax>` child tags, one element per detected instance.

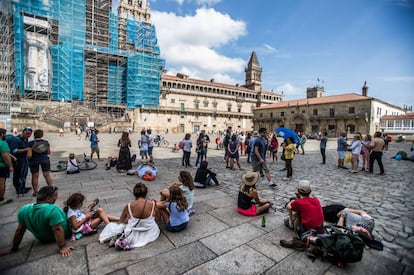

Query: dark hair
<box><xmin>288</xmin><ymin>137</ymin><xmax>295</xmax><ymax>143</ymax></box>
<box><xmin>37</xmin><ymin>186</ymin><xmax>58</xmax><ymax>201</ymax></box>
<box><xmin>184</xmin><ymin>133</ymin><xmax>191</xmax><ymax>140</ymax></box>
<box><xmin>200</xmin><ymin>161</ymin><xmax>208</xmax><ymax>169</ymax></box>
<box><xmin>231</xmin><ymin>134</ymin><xmax>237</xmax><ymax>142</ymax></box>
<box><xmin>0</xmin><ymin>128</ymin><xmax>6</xmax><ymax>136</ymax></box>
<box><xmin>259</xmin><ymin>127</ymin><xmax>267</xmax><ymax>134</ymax></box>
<box><xmin>33</xmin><ymin>129</ymin><xmax>43</xmax><ymax>139</ymax></box>
<box><xmin>133</xmin><ymin>182</ymin><xmax>148</xmax><ymax>199</ymax></box>
<box><xmin>64</xmin><ymin>192</ymin><xmax>85</xmax><ymax>212</ymax></box>
<box><xmin>168</xmin><ymin>186</ymin><xmax>188</xmax><ymax>211</ymax></box>
<box><xmin>179</xmin><ymin>171</ymin><xmax>194</xmax><ymax>190</ymax></box>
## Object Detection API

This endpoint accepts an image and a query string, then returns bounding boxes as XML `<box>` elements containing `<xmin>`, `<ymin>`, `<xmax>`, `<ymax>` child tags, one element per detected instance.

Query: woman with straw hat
<box><xmin>237</xmin><ymin>171</ymin><xmax>271</xmax><ymax>216</ymax></box>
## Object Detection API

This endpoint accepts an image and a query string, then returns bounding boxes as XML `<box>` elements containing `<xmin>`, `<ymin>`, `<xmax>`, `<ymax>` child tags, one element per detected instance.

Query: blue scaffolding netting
<box><xmin>10</xmin><ymin>0</ymin><xmax>164</xmax><ymax>108</ymax></box>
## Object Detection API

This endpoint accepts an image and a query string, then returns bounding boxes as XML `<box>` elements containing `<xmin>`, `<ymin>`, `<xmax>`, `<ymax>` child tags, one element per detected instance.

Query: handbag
<box><xmin>114</xmin><ymin>200</ymin><xmax>147</xmax><ymax>250</ymax></box>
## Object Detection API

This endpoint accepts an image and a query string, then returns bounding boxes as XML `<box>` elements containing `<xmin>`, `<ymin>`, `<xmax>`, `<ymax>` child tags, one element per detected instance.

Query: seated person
<box><xmin>1</xmin><ymin>186</ymin><xmax>74</xmax><ymax>256</ymax></box>
<box><xmin>237</xmin><ymin>171</ymin><xmax>271</xmax><ymax>216</ymax></box>
<box><xmin>105</xmin><ymin>156</ymin><xmax>119</xmax><ymax>171</ymax></box>
<box><xmin>66</xmin><ymin>153</ymin><xmax>80</xmax><ymax>174</ymax></box>
<box><xmin>336</xmin><ymin>208</ymin><xmax>375</xmax><ymax>240</ymax></box>
<box><xmin>280</xmin><ymin>180</ymin><xmax>324</xmax><ymax>250</ymax></box>
<box><xmin>194</xmin><ymin>161</ymin><xmax>219</xmax><ymax>188</ymax></box>
<box><xmin>156</xmin><ymin>186</ymin><xmax>190</xmax><ymax>232</ymax></box>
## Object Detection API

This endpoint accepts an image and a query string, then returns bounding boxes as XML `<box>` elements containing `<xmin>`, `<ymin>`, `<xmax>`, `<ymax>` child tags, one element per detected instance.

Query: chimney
<box><xmin>362</xmin><ymin>81</ymin><xmax>368</xmax><ymax>96</ymax></box>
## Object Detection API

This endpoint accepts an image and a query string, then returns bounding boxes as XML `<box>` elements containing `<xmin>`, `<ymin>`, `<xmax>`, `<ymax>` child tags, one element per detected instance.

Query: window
<box><xmin>195</xmin><ymin>102</ymin><xmax>199</xmax><ymax>109</ymax></box>
<box><xmin>313</xmin><ymin>109</ymin><xmax>318</xmax><ymax>116</ymax></box>
<box><xmin>349</xmin><ymin>107</ymin><xmax>355</xmax><ymax>113</ymax></box>
<box><xmin>171</xmin><ymin>98</ymin><xmax>175</xmax><ymax>103</ymax></box>
<box><xmin>302</xmin><ymin>110</ymin><xmax>306</xmax><ymax>113</ymax></box>
<box><xmin>259</xmin><ymin>113</ymin><xmax>263</xmax><ymax>118</ymax></box>
<box><xmin>281</xmin><ymin>111</ymin><xmax>285</xmax><ymax>117</ymax></box>
<box><xmin>167</xmin><ymin>118</ymin><xmax>171</xmax><ymax>122</ymax></box>
<box><xmin>328</xmin><ymin>125</ymin><xmax>336</xmax><ymax>133</ymax></box>
<box><xmin>227</xmin><ymin>103</ymin><xmax>232</xmax><ymax>112</ymax></box>
<box><xmin>377</xmin><ymin>107</ymin><xmax>382</xmax><ymax>115</ymax></box>
<box><xmin>203</xmin><ymin>100</ymin><xmax>209</xmax><ymax>107</ymax></box>
<box><xmin>180</xmin><ymin>103</ymin><xmax>185</xmax><ymax>111</ymax></box>
<box><xmin>329</xmin><ymin>108</ymin><xmax>335</xmax><ymax>117</ymax></box>
<box><xmin>238</xmin><ymin>106</ymin><xmax>241</xmax><ymax>113</ymax></box>
<box><xmin>270</xmin><ymin>112</ymin><xmax>273</xmax><ymax>119</ymax></box>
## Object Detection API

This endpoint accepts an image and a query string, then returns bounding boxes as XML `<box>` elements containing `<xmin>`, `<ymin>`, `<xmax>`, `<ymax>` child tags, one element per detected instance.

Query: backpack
<box><xmin>305</xmin><ymin>226</ymin><xmax>365</xmax><ymax>268</ymax></box>
<box><xmin>90</xmin><ymin>134</ymin><xmax>94</xmax><ymax>142</ymax></box>
<box><xmin>322</xmin><ymin>204</ymin><xmax>346</xmax><ymax>224</ymax></box>
<box><xmin>6</xmin><ymin>134</ymin><xmax>19</xmax><ymax>156</ymax></box>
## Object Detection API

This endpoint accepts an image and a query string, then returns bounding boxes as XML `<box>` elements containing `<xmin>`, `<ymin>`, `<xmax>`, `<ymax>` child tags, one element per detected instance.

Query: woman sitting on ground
<box><xmin>194</xmin><ymin>161</ymin><xmax>219</xmax><ymax>188</ymax></box>
<box><xmin>160</xmin><ymin>171</ymin><xmax>195</xmax><ymax>215</ymax></box>
<box><xmin>116</xmin><ymin>182</ymin><xmax>160</xmax><ymax>248</ymax></box>
<box><xmin>156</xmin><ymin>186</ymin><xmax>190</xmax><ymax>232</ymax></box>
<box><xmin>237</xmin><ymin>171</ymin><xmax>271</xmax><ymax>216</ymax></box>
<box><xmin>66</xmin><ymin>153</ymin><xmax>80</xmax><ymax>174</ymax></box>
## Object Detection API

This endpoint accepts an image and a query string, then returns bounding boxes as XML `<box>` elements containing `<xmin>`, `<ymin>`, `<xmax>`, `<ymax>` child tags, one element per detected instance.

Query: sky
<box><xmin>116</xmin><ymin>0</ymin><xmax>414</xmax><ymax>109</ymax></box>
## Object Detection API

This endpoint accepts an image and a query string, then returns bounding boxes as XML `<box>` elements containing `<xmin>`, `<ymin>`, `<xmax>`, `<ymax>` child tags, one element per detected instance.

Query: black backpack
<box><xmin>305</xmin><ymin>226</ymin><xmax>365</xmax><ymax>268</ymax></box>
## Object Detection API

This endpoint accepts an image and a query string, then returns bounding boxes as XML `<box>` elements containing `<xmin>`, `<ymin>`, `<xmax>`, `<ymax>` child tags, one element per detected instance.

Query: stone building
<box><xmin>133</xmin><ymin>51</ymin><xmax>283</xmax><ymax>134</ymax></box>
<box><xmin>253</xmin><ymin>82</ymin><xmax>406</xmax><ymax>137</ymax></box>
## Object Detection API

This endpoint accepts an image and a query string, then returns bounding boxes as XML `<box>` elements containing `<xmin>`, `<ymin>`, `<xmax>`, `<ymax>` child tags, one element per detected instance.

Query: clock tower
<box><xmin>245</xmin><ymin>51</ymin><xmax>262</xmax><ymax>92</ymax></box>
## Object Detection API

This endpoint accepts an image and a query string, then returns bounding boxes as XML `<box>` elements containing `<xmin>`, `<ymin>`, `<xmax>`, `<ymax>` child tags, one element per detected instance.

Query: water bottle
<box><xmin>261</xmin><ymin>216</ymin><xmax>266</xmax><ymax>227</ymax></box>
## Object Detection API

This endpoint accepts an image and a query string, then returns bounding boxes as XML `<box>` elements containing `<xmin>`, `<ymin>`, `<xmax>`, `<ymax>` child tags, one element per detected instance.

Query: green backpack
<box><xmin>305</xmin><ymin>226</ymin><xmax>365</xmax><ymax>268</ymax></box>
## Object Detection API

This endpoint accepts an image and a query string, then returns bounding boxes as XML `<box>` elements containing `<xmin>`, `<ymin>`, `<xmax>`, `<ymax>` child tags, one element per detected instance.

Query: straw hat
<box><xmin>242</xmin><ymin>172</ymin><xmax>259</xmax><ymax>186</ymax></box>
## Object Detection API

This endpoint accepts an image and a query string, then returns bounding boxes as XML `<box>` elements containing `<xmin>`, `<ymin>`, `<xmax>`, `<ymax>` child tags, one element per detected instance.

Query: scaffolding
<box><xmin>2</xmin><ymin>0</ymin><xmax>164</xmax><ymax>122</ymax></box>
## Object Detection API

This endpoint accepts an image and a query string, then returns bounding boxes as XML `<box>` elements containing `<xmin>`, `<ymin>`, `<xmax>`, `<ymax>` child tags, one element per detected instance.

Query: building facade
<box><xmin>253</xmin><ymin>83</ymin><xmax>406</xmax><ymax>137</ymax></box>
<box><xmin>133</xmin><ymin>51</ymin><xmax>283</xmax><ymax>134</ymax></box>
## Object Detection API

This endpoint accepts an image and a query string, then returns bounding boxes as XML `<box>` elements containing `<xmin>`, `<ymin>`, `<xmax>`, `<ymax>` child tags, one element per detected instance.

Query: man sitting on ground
<box><xmin>280</xmin><ymin>180</ymin><xmax>324</xmax><ymax>250</ymax></box>
<box><xmin>1</xmin><ymin>186</ymin><xmax>73</xmax><ymax>256</ymax></box>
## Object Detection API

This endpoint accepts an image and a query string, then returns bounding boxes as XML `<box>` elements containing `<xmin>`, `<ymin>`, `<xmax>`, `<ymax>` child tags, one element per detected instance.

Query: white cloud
<box><xmin>276</xmin><ymin>83</ymin><xmax>304</xmax><ymax>100</ymax></box>
<box><xmin>174</xmin><ymin>0</ymin><xmax>222</xmax><ymax>6</ymax></box>
<box><xmin>151</xmin><ymin>8</ymin><xmax>246</xmax><ymax>83</ymax></box>
<box><xmin>263</xmin><ymin>43</ymin><xmax>276</xmax><ymax>52</ymax></box>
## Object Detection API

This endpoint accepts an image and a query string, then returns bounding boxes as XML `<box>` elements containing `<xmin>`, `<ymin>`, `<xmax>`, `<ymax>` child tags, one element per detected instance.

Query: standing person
<box><xmin>28</xmin><ymin>129</ymin><xmax>53</xmax><ymax>196</ymax></box>
<box><xmin>2</xmin><ymin>186</ymin><xmax>73</xmax><ymax>256</ymax></box>
<box><xmin>369</xmin><ymin>132</ymin><xmax>385</xmax><ymax>175</ymax></box>
<box><xmin>10</xmin><ymin>127</ymin><xmax>33</xmax><ymax>196</ymax></box>
<box><xmin>195</xmin><ymin>132</ymin><xmax>206</xmax><ymax>167</ymax></box>
<box><xmin>0</xmin><ymin>128</ymin><xmax>14</xmax><ymax>205</ymax></box>
<box><xmin>282</xmin><ymin>137</ymin><xmax>295</xmax><ymax>181</ymax></box>
<box><xmin>245</xmin><ymin>132</ymin><xmax>252</xmax><ymax>163</ymax></box>
<box><xmin>228</xmin><ymin>134</ymin><xmax>242</xmax><ymax>170</ymax></box>
<box><xmin>280</xmin><ymin>180</ymin><xmax>324</xmax><ymax>249</ymax></box>
<box><xmin>201</xmin><ymin>130</ymin><xmax>210</xmax><ymax>160</ymax></box>
<box><xmin>237</xmin><ymin>171</ymin><xmax>271</xmax><ymax>216</ymax></box>
<box><xmin>146</xmin><ymin>129</ymin><xmax>154</xmax><ymax>162</ymax></box>
<box><xmin>90</xmin><ymin>129</ymin><xmax>101</xmax><ymax>161</ymax></box>
<box><xmin>239</xmin><ymin>132</ymin><xmax>246</xmax><ymax>155</ymax></box>
<box><xmin>319</xmin><ymin>131</ymin><xmax>328</xmax><ymax>164</ymax></box>
<box><xmin>299</xmin><ymin>133</ymin><xmax>307</xmax><ymax>154</ymax></box>
<box><xmin>181</xmin><ymin>133</ymin><xmax>192</xmax><ymax>167</ymax></box>
<box><xmin>223</xmin><ymin>129</ymin><xmax>231</xmax><ymax>165</ymax></box>
<box><xmin>251</xmin><ymin>128</ymin><xmax>275</xmax><ymax>186</ymax></box>
<box><xmin>270</xmin><ymin>134</ymin><xmax>279</xmax><ymax>162</ymax></box>
<box><xmin>337</xmin><ymin>131</ymin><xmax>349</xmax><ymax>169</ymax></box>
<box><xmin>348</xmin><ymin>134</ymin><xmax>362</xmax><ymax>173</ymax></box>
<box><xmin>361</xmin><ymin>135</ymin><xmax>371</xmax><ymax>172</ymax></box>
<box><xmin>138</xmin><ymin>129</ymin><xmax>148</xmax><ymax>160</ymax></box>
<box><xmin>117</xmin><ymin>132</ymin><xmax>132</xmax><ymax>171</ymax></box>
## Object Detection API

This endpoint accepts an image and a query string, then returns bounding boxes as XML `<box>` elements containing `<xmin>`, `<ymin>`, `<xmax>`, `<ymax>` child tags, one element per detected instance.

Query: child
<box><xmin>194</xmin><ymin>161</ymin><xmax>219</xmax><ymax>188</ymax></box>
<box><xmin>282</xmin><ymin>137</ymin><xmax>295</xmax><ymax>180</ymax></box>
<box><xmin>157</xmin><ymin>186</ymin><xmax>190</xmax><ymax>232</ymax></box>
<box><xmin>64</xmin><ymin>193</ymin><xmax>119</xmax><ymax>238</ymax></box>
<box><xmin>160</xmin><ymin>171</ymin><xmax>195</xmax><ymax>215</ymax></box>
<box><xmin>67</xmin><ymin>153</ymin><xmax>80</xmax><ymax>174</ymax></box>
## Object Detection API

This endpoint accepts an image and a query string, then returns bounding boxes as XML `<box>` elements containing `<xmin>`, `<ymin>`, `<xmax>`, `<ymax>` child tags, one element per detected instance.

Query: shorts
<box><xmin>29</xmin><ymin>159</ymin><xmax>51</xmax><ymax>173</ymax></box>
<box><xmin>237</xmin><ymin>205</ymin><xmax>257</xmax><ymax>216</ymax></box>
<box><xmin>91</xmin><ymin>145</ymin><xmax>100</xmax><ymax>153</ymax></box>
<box><xmin>140</xmin><ymin>149</ymin><xmax>148</xmax><ymax>156</ymax></box>
<box><xmin>0</xmin><ymin>167</ymin><xmax>10</xmax><ymax>178</ymax></box>
<box><xmin>338</xmin><ymin>151</ymin><xmax>346</xmax><ymax>160</ymax></box>
<box><xmin>148</xmin><ymin>146</ymin><xmax>154</xmax><ymax>156</ymax></box>
<box><xmin>251</xmin><ymin>160</ymin><xmax>269</xmax><ymax>173</ymax></box>
<box><xmin>167</xmin><ymin>221</ymin><xmax>188</xmax><ymax>232</ymax></box>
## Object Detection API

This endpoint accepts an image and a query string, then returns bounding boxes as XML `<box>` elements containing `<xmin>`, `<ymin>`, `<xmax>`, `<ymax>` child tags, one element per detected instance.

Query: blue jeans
<box><xmin>195</xmin><ymin>149</ymin><xmax>206</xmax><ymax>167</ymax></box>
<box><xmin>167</xmin><ymin>221</ymin><xmax>188</xmax><ymax>232</ymax></box>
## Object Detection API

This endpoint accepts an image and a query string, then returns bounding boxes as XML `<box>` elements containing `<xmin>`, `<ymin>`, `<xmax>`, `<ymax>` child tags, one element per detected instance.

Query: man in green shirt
<box><xmin>0</xmin><ymin>128</ymin><xmax>14</xmax><ymax>205</ymax></box>
<box><xmin>2</xmin><ymin>186</ymin><xmax>73</xmax><ymax>256</ymax></box>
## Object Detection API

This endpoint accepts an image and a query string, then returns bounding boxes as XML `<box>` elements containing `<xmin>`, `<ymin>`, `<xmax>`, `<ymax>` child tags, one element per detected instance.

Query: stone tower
<box><xmin>306</xmin><ymin>86</ymin><xmax>324</xmax><ymax>98</ymax></box>
<box><xmin>245</xmin><ymin>51</ymin><xmax>262</xmax><ymax>92</ymax></box>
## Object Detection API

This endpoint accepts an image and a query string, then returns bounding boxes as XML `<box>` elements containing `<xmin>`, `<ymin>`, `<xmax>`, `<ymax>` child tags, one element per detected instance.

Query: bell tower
<box><xmin>245</xmin><ymin>51</ymin><xmax>262</xmax><ymax>92</ymax></box>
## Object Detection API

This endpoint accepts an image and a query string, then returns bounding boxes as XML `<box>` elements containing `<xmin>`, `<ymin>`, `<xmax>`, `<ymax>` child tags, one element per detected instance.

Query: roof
<box><xmin>381</xmin><ymin>113</ymin><xmax>414</xmax><ymax>120</ymax></box>
<box><xmin>161</xmin><ymin>73</ymin><xmax>282</xmax><ymax>96</ymax></box>
<box><xmin>256</xmin><ymin>93</ymin><xmax>372</xmax><ymax>109</ymax></box>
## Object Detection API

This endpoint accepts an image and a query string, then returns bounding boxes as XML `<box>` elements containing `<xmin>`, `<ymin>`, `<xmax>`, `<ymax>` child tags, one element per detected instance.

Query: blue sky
<box><xmin>117</xmin><ymin>0</ymin><xmax>414</xmax><ymax>108</ymax></box>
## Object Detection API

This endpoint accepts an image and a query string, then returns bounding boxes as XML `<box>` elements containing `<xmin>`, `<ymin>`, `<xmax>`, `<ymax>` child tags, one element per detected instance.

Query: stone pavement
<box><xmin>0</xmin><ymin>132</ymin><xmax>413</xmax><ymax>275</ymax></box>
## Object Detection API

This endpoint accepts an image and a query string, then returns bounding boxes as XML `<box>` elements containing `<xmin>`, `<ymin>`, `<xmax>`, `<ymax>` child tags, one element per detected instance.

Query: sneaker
<box><xmin>268</xmin><ymin>181</ymin><xmax>276</xmax><ymax>187</ymax></box>
<box><xmin>279</xmin><ymin>239</ymin><xmax>305</xmax><ymax>251</ymax></box>
<box><xmin>282</xmin><ymin>177</ymin><xmax>291</xmax><ymax>181</ymax></box>
<box><xmin>284</xmin><ymin>216</ymin><xmax>293</xmax><ymax>229</ymax></box>
<box><xmin>0</xmin><ymin>199</ymin><xmax>13</xmax><ymax>206</ymax></box>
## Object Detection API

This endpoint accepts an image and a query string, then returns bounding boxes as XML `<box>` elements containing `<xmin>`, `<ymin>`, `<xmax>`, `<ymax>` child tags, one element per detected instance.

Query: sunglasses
<box><xmin>23</xmin><ymin>127</ymin><xmax>32</xmax><ymax>132</ymax></box>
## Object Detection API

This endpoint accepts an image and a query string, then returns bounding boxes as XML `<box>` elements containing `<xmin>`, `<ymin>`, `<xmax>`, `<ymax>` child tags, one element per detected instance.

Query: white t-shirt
<box><xmin>67</xmin><ymin>159</ymin><xmax>79</xmax><ymax>172</ymax></box>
